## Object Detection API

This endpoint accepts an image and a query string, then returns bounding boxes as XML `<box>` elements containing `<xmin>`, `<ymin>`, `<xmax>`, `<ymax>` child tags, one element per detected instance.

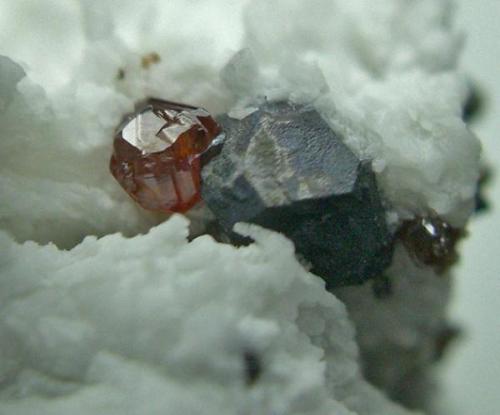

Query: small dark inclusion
<box><xmin>201</xmin><ymin>101</ymin><xmax>393</xmax><ymax>288</ymax></box>
<box><xmin>474</xmin><ymin>167</ymin><xmax>492</xmax><ymax>214</ymax></box>
<box><xmin>462</xmin><ymin>84</ymin><xmax>484</xmax><ymax>122</ymax></box>
<box><xmin>243</xmin><ymin>350</ymin><xmax>262</xmax><ymax>386</ymax></box>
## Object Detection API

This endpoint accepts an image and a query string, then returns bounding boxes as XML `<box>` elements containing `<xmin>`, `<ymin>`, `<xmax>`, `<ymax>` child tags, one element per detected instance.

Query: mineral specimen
<box><xmin>110</xmin><ymin>99</ymin><xmax>221</xmax><ymax>213</ymax></box>
<box><xmin>474</xmin><ymin>167</ymin><xmax>492</xmax><ymax>214</ymax></box>
<box><xmin>141</xmin><ymin>52</ymin><xmax>161</xmax><ymax>69</ymax></box>
<box><xmin>201</xmin><ymin>102</ymin><xmax>393</xmax><ymax>287</ymax></box>
<box><xmin>463</xmin><ymin>84</ymin><xmax>484</xmax><ymax>122</ymax></box>
<box><xmin>243</xmin><ymin>350</ymin><xmax>262</xmax><ymax>386</ymax></box>
<box><xmin>397</xmin><ymin>216</ymin><xmax>463</xmax><ymax>273</ymax></box>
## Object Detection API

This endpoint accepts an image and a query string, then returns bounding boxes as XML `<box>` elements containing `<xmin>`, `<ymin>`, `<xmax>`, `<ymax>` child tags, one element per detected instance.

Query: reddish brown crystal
<box><xmin>110</xmin><ymin>98</ymin><xmax>221</xmax><ymax>213</ymax></box>
<box><xmin>397</xmin><ymin>216</ymin><xmax>464</xmax><ymax>274</ymax></box>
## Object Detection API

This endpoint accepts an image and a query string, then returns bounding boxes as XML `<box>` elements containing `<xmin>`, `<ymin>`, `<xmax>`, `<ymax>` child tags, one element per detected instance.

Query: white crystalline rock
<box><xmin>0</xmin><ymin>0</ymin><xmax>479</xmax><ymax>413</ymax></box>
<box><xmin>0</xmin><ymin>217</ymin><xmax>415</xmax><ymax>415</ymax></box>
<box><xmin>226</xmin><ymin>0</ymin><xmax>481</xmax><ymax>226</ymax></box>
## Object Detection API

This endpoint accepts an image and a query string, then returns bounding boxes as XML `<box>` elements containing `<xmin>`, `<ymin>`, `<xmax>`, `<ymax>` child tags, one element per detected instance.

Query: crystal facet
<box><xmin>201</xmin><ymin>101</ymin><xmax>393</xmax><ymax>287</ymax></box>
<box><xmin>110</xmin><ymin>99</ymin><xmax>221</xmax><ymax>213</ymax></box>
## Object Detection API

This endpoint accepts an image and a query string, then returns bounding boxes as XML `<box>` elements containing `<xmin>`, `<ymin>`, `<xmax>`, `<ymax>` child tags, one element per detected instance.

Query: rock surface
<box><xmin>202</xmin><ymin>102</ymin><xmax>393</xmax><ymax>287</ymax></box>
<box><xmin>0</xmin><ymin>216</ymin><xmax>415</xmax><ymax>415</ymax></box>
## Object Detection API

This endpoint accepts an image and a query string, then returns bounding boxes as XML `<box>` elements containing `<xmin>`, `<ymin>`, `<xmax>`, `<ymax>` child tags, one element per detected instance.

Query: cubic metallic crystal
<box><xmin>201</xmin><ymin>102</ymin><xmax>393</xmax><ymax>287</ymax></box>
<box><xmin>110</xmin><ymin>98</ymin><xmax>221</xmax><ymax>213</ymax></box>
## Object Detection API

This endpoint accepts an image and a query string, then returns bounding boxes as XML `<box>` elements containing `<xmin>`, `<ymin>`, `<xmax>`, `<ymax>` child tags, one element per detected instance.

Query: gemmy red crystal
<box><xmin>110</xmin><ymin>98</ymin><xmax>221</xmax><ymax>213</ymax></box>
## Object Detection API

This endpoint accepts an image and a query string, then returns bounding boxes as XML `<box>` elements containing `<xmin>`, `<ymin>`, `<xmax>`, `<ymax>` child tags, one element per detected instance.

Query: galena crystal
<box><xmin>201</xmin><ymin>102</ymin><xmax>393</xmax><ymax>287</ymax></box>
<box><xmin>110</xmin><ymin>99</ymin><xmax>221</xmax><ymax>213</ymax></box>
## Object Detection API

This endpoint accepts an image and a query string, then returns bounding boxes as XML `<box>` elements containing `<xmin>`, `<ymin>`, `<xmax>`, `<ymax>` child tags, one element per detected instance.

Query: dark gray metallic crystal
<box><xmin>201</xmin><ymin>102</ymin><xmax>393</xmax><ymax>287</ymax></box>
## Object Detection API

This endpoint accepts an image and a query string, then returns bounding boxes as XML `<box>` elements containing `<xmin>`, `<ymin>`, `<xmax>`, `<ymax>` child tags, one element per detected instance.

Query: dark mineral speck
<box><xmin>201</xmin><ymin>101</ymin><xmax>393</xmax><ymax>287</ymax></box>
<box><xmin>117</xmin><ymin>68</ymin><xmax>125</xmax><ymax>80</ymax></box>
<box><xmin>462</xmin><ymin>84</ymin><xmax>484</xmax><ymax>122</ymax></box>
<box><xmin>474</xmin><ymin>167</ymin><xmax>492</xmax><ymax>214</ymax></box>
<box><xmin>243</xmin><ymin>351</ymin><xmax>262</xmax><ymax>386</ymax></box>
<box><xmin>397</xmin><ymin>216</ymin><xmax>463</xmax><ymax>274</ymax></box>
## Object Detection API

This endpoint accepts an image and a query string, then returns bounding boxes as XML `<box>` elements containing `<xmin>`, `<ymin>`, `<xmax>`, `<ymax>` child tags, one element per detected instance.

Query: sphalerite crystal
<box><xmin>201</xmin><ymin>102</ymin><xmax>393</xmax><ymax>287</ymax></box>
<box><xmin>110</xmin><ymin>98</ymin><xmax>221</xmax><ymax>213</ymax></box>
<box><xmin>397</xmin><ymin>216</ymin><xmax>463</xmax><ymax>274</ymax></box>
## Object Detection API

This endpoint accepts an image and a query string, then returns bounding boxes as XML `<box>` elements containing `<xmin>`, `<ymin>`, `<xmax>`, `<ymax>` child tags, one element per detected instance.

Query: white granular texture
<box><xmin>0</xmin><ymin>217</ymin><xmax>414</xmax><ymax>415</ymax></box>
<box><xmin>0</xmin><ymin>0</ymin><xmax>480</xmax><ymax>414</ymax></box>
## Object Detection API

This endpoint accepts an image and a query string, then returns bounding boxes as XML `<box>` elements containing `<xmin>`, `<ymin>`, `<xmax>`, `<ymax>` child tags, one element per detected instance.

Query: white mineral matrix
<box><xmin>0</xmin><ymin>1</ymin><xmax>481</xmax><ymax>415</ymax></box>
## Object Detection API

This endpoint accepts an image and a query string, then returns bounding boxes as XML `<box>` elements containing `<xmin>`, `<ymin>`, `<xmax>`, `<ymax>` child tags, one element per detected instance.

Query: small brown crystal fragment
<box><xmin>141</xmin><ymin>52</ymin><xmax>161</xmax><ymax>69</ymax></box>
<box><xmin>397</xmin><ymin>216</ymin><xmax>464</xmax><ymax>273</ymax></box>
<box><xmin>110</xmin><ymin>98</ymin><xmax>221</xmax><ymax>213</ymax></box>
